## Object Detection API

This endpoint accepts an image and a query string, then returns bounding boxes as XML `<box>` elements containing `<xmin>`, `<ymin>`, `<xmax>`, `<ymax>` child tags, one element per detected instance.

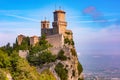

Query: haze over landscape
<box><xmin>0</xmin><ymin>0</ymin><xmax>120</xmax><ymax>79</ymax></box>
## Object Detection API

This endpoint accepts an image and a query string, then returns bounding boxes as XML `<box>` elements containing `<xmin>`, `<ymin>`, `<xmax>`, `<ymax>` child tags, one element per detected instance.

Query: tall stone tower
<box><xmin>52</xmin><ymin>9</ymin><xmax>67</xmax><ymax>35</ymax></box>
<box><xmin>41</xmin><ymin>20</ymin><xmax>50</xmax><ymax>35</ymax></box>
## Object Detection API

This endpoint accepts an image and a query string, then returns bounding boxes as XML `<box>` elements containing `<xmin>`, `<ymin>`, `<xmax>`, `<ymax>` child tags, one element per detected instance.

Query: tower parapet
<box><xmin>53</xmin><ymin>10</ymin><xmax>66</xmax><ymax>22</ymax></box>
<box><xmin>41</xmin><ymin>20</ymin><xmax>52</xmax><ymax>36</ymax></box>
<box><xmin>41</xmin><ymin>20</ymin><xmax>50</xmax><ymax>29</ymax></box>
<box><xmin>52</xmin><ymin>10</ymin><xmax>67</xmax><ymax>35</ymax></box>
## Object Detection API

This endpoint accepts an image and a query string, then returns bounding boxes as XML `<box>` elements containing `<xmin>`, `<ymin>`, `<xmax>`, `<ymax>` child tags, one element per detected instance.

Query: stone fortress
<box><xmin>18</xmin><ymin>9</ymin><xmax>73</xmax><ymax>54</ymax></box>
<box><xmin>17</xmin><ymin>9</ymin><xmax>83</xmax><ymax>80</ymax></box>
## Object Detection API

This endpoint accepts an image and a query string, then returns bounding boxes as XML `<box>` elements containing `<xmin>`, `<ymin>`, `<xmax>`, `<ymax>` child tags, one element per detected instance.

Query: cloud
<box><xmin>83</xmin><ymin>6</ymin><xmax>109</xmax><ymax>25</ymax></box>
<box><xmin>6</xmin><ymin>14</ymin><xmax>40</xmax><ymax>22</ymax></box>
<box><xmin>0</xmin><ymin>10</ymin><xmax>21</xmax><ymax>13</ymax></box>
<box><xmin>67</xmin><ymin>19</ymin><xmax>116</xmax><ymax>24</ymax></box>
<box><xmin>104</xmin><ymin>13</ymin><xmax>120</xmax><ymax>17</ymax></box>
<box><xmin>83</xmin><ymin>6</ymin><xmax>96</xmax><ymax>14</ymax></box>
<box><xmin>67</xmin><ymin>15</ymin><xmax>90</xmax><ymax>18</ymax></box>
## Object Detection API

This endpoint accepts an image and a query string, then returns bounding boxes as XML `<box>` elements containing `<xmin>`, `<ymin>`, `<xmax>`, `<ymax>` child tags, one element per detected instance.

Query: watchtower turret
<box><xmin>52</xmin><ymin>9</ymin><xmax>67</xmax><ymax>35</ymax></box>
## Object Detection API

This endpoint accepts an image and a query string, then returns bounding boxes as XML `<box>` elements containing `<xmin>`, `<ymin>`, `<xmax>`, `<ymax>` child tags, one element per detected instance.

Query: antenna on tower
<box><xmin>55</xmin><ymin>3</ymin><xmax>57</xmax><ymax>11</ymax></box>
<box><xmin>44</xmin><ymin>17</ymin><xmax>46</xmax><ymax>21</ymax></box>
<box><xmin>59</xmin><ymin>6</ymin><xmax>61</xmax><ymax>10</ymax></box>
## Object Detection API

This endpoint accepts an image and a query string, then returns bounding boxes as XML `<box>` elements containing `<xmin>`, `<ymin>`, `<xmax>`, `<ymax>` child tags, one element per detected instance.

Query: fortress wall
<box><xmin>49</xmin><ymin>47</ymin><xmax>61</xmax><ymax>55</ymax></box>
<box><xmin>47</xmin><ymin>28</ymin><xmax>54</xmax><ymax>35</ymax></box>
<box><xmin>46</xmin><ymin>34</ymin><xmax>64</xmax><ymax>48</ymax></box>
<box><xmin>46</xmin><ymin>34</ymin><xmax>64</xmax><ymax>55</ymax></box>
<box><xmin>19</xmin><ymin>50</ymin><xmax>29</xmax><ymax>58</ymax></box>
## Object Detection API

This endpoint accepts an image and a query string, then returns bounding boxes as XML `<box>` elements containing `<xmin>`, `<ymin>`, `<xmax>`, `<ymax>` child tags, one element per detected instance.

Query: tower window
<box><xmin>47</xmin><ymin>24</ymin><xmax>49</xmax><ymax>28</ymax></box>
<box><xmin>43</xmin><ymin>24</ymin><xmax>45</xmax><ymax>28</ymax></box>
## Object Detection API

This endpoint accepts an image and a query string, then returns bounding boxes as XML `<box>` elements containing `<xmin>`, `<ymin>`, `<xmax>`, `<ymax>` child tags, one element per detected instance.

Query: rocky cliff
<box><xmin>45</xmin><ymin>34</ymin><xmax>83</xmax><ymax>80</ymax></box>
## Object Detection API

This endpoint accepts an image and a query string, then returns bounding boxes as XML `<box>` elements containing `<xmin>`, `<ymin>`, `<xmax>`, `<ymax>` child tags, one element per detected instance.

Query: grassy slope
<box><xmin>40</xmin><ymin>69</ymin><xmax>56</xmax><ymax>80</ymax></box>
<box><xmin>0</xmin><ymin>58</ymin><xmax>56</xmax><ymax>80</ymax></box>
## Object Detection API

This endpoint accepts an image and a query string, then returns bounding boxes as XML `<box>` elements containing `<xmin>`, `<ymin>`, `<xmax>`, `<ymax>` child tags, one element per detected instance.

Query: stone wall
<box><xmin>41</xmin><ymin>28</ymin><xmax>54</xmax><ymax>36</ymax></box>
<box><xmin>19</xmin><ymin>50</ymin><xmax>29</xmax><ymax>58</ymax></box>
<box><xmin>46</xmin><ymin>34</ymin><xmax>64</xmax><ymax>48</ymax></box>
<box><xmin>30</xmin><ymin>36</ymin><xmax>39</xmax><ymax>46</ymax></box>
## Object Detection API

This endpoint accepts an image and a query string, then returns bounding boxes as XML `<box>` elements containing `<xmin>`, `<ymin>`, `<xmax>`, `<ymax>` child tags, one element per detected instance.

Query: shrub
<box><xmin>28</xmin><ymin>50</ymin><xmax>56</xmax><ymax>66</ymax></box>
<box><xmin>77</xmin><ymin>62</ymin><xmax>83</xmax><ymax>75</ymax></box>
<box><xmin>55</xmin><ymin>63</ymin><xmax>68</xmax><ymax>80</ymax></box>
<box><xmin>71</xmin><ymin>48</ymin><xmax>77</xmax><ymax>56</ymax></box>
<box><xmin>64</xmin><ymin>38</ymin><xmax>74</xmax><ymax>46</ymax></box>
<box><xmin>0</xmin><ymin>50</ymin><xmax>10</xmax><ymax>68</ymax></box>
<box><xmin>65</xmin><ymin>32</ymin><xmax>71</xmax><ymax>35</ymax></box>
<box><xmin>57</xmin><ymin>50</ymin><xmax>67</xmax><ymax>61</ymax></box>
<box><xmin>40</xmin><ymin>69</ymin><xmax>56</xmax><ymax>80</ymax></box>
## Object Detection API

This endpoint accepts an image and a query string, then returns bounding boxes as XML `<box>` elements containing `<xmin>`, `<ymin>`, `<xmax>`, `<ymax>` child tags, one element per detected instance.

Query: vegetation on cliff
<box><xmin>27</xmin><ymin>35</ymin><xmax>56</xmax><ymax>66</ymax></box>
<box><xmin>64</xmin><ymin>38</ymin><xmax>74</xmax><ymax>46</ymax></box>
<box><xmin>0</xmin><ymin>48</ymin><xmax>56</xmax><ymax>80</ymax></box>
<box><xmin>0</xmin><ymin>35</ymin><xmax>56</xmax><ymax>80</ymax></box>
<box><xmin>57</xmin><ymin>50</ymin><xmax>67</xmax><ymax>61</ymax></box>
<box><xmin>0</xmin><ymin>34</ymin><xmax>83</xmax><ymax>80</ymax></box>
<box><xmin>39</xmin><ymin>69</ymin><xmax>56</xmax><ymax>80</ymax></box>
<box><xmin>78</xmin><ymin>62</ymin><xmax>83</xmax><ymax>75</ymax></box>
<box><xmin>71</xmin><ymin>48</ymin><xmax>77</xmax><ymax>56</ymax></box>
<box><xmin>55</xmin><ymin>62</ymin><xmax>68</xmax><ymax>80</ymax></box>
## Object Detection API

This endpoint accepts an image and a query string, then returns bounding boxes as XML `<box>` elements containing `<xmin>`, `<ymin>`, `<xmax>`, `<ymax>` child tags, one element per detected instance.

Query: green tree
<box><xmin>39</xmin><ymin>35</ymin><xmax>52</xmax><ymax>50</ymax></box>
<box><xmin>10</xmin><ymin>51</ymin><xmax>20</xmax><ymax>72</ymax></box>
<box><xmin>0</xmin><ymin>50</ymin><xmax>10</xmax><ymax>68</ymax></box>
<box><xmin>19</xmin><ymin>37</ymin><xmax>30</xmax><ymax>50</ymax></box>
<box><xmin>28</xmin><ymin>35</ymin><xmax>55</xmax><ymax>66</ymax></box>
<box><xmin>0</xmin><ymin>43</ymin><xmax>13</xmax><ymax>56</ymax></box>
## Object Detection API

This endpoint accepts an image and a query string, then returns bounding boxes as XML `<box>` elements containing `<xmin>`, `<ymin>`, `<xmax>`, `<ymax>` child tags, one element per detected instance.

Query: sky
<box><xmin>0</xmin><ymin>0</ymin><xmax>120</xmax><ymax>56</ymax></box>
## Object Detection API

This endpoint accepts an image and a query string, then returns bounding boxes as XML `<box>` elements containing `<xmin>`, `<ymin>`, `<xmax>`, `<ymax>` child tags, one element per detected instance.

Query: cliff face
<box><xmin>17</xmin><ymin>28</ymin><xmax>83</xmax><ymax>80</ymax></box>
<box><xmin>37</xmin><ymin>46</ymin><xmax>83</xmax><ymax>80</ymax></box>
<box><xmin>38</xmin><ymin>32</ymin><xmax>83</xmax><ymax>80</ymax></box>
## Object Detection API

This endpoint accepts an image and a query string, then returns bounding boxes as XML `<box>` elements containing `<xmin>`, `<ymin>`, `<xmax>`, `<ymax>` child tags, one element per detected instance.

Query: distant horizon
<box><xmin>0</xmin><ymin>0</ymin><xmax>120</xmax><ymax>55</ymax></box>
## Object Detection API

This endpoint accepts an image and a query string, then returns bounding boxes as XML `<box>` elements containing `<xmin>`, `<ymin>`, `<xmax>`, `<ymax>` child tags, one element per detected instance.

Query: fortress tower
<box><xmin>41</xmin><ymin>20</ymin><xmax>50</xmax><ymax>35</ymax></box>
<box><xmin>52</xmin><ymin>10</ymin><xmax>67</xmax><ymax>35</ymax></box>
<box><xmin>41</xmin><ymin>9</ymin><xmax>67</xmax><ymax>36</ymax></box>
<box><xmin>17</xmin><ymin>34</ymin><xmax>25</xmax><ymax>45</ymax></box>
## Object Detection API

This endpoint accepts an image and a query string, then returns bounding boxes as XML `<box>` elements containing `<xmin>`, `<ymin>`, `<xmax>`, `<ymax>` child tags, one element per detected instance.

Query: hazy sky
<box><xmin>0</xmin><ymin>0</ymin><xmax>120</xmax><ymax>55</ymax></box>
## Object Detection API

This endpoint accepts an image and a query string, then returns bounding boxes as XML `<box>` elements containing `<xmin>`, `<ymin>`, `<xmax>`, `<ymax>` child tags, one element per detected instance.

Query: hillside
<box><xmin>0</xmin><ymin>34</ymin><xmax>83</xmax><ymax>80</ymax></box>
<box><xmin>0</xmin><ymin>47</ymin><xmax>56</xmax><ymax>80</ymax></box>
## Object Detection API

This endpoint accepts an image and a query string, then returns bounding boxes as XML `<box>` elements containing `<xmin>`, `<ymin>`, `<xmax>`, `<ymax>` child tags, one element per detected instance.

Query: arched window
<box><xmin>43</xmin><ymin>24</ymin><xmax>45</xmax><ymax>28</ymax></box>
